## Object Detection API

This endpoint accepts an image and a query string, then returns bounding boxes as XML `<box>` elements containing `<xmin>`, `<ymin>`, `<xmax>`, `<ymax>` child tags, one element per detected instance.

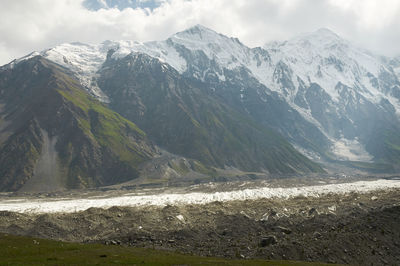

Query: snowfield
<box><xmin>0</xmin><ymin>179</ymin><xmax>399</xmax><ymax>214</ymax></box>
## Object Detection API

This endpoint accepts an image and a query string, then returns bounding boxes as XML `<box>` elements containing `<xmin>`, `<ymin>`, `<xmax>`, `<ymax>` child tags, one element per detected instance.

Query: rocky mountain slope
<box><xmin>264</xmin><ymin>29</ymin><xmax>400</xmax><ymax>164</ymax></box>
<box><xmin>0</xmin><ymin>51</ymin><xmax>324</xmax><ymax>192</ymax></box>
<box><xmin>96</xmin><ymin>52</ymin><xmax>323</xmax><ymax>173</ymax></box>
<box><xmin>0</xmin><ymin>56</ymin><xmax>156</xmax><ymax>191</ymax></box>
<box><xmin>2</xmin><ymin>25</ymin><xmax>400</xmax><ymax>191</ymax></box>
<box><xmin>15</xmin><ymin>25</ymin><xmax>400</xmax><ymax>170</ymax></box>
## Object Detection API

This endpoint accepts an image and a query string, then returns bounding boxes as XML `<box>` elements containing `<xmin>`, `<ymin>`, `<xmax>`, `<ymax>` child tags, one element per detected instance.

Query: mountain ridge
<box><xmin>97</xmin><ymin>52</ymin><xmax>324</xmax><ymax>174</ymax></box>
<box><xmin>0</xmin><ymin>56</ymin><xmax>157</xmax><ymax>191</ymax></box>
<box><xmin>3</xmin><ymin>25</ymin><xmax>400</xmax><ymax>173</ymax></box>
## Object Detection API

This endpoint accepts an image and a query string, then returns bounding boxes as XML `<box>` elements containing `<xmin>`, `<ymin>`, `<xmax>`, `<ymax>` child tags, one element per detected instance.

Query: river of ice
<box><xmin>0</xmin><ymin>179</ymin><xmax>399</xmax><ymax>214</ymax></box>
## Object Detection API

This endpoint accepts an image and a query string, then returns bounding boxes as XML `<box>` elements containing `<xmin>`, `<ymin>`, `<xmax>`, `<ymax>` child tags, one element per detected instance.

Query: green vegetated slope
<box><xmin>0</xmin><ymin>56</ymin><xmax>155</xmax><ymax>191</ymax></box>
<box><xmin>98</xmin><ymin>53</ymin><xmax>324</xmax><ymax>174</ymax></box>
<box><xmin>0</xmin><ymin>233</ymin><xmax>334</xmax><ymax>266</ymax></box>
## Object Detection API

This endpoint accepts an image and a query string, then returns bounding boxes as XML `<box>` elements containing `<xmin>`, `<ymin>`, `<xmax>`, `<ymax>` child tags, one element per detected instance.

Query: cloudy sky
<box><xmin>1</xmin><ymin>0</ymin><xmax>399</xmax><ymax>65</ymax></box>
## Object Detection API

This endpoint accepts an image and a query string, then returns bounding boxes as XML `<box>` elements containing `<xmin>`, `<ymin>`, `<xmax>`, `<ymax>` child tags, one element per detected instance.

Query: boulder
<box><xmin>260</xmin><ymin>235</ymin><xmax>278</xmax><ymax>247</ymax></box>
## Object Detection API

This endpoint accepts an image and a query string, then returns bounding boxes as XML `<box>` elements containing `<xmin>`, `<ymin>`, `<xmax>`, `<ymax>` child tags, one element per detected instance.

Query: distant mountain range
<box><xmin>1</xmin><ymin>25</ymin><xmax>399</xmax><ymax>191</ymax></box>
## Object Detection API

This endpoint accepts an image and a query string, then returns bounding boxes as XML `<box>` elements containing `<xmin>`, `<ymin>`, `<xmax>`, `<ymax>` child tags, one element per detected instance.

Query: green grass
<box><xmin>169</xmin><ymin>161</ymin><xmax>191</xmax><ymax>175</ymax></box>
<box><xmin>55</xmin><ymin>71</ymin><xmax>150</xmax><ymax>166</ymax></box>
<box><xmin>0</xmin><ymin>233</ymin><xmax>334</xmax><ymax>266</ymax></box>
<box><xmin>190</xmin><ymin>160</ymin><xmax>217</xmax><ymax>176</ymax></box>
<box><xmin>56</xmin><ymin>82</ymin><xmax>144</xmax><ymax>137</ymax></box>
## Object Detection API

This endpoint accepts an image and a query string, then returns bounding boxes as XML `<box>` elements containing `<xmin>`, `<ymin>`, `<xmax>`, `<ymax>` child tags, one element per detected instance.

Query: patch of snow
<box><xmin>386</xmin><ymin>94</ymin><xmax>400</xmax><ymax>117</ymax></box>
<box><xmin>116</xmin><ymin>40</ymin><xmax>187</xmax><ymax>73</ymax></box>
<box><xmin>3</xmin><ymin>52</ymin><xmax>41</xmax><ymax>70</ymax></box>
<box><xmin>42</xmin><ymin>43</ymin><xmax>110</xmax><ymax>102</ymax></box>
<box><xmin>292</xmin><ymin>144</ymin><xmax>322</xmax><ymax>161</ymax></box>
<box><xmin>331</xmin><ymin>138</ymin><xmax>373</xmax><ymax>162</ymax></box>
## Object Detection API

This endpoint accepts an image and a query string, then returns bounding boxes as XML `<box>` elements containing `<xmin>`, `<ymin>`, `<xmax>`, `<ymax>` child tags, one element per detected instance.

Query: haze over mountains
<box><xmin>1</xmin><ymin>25</ymin><xmax>399</xmax><ymax>191</ymax></box>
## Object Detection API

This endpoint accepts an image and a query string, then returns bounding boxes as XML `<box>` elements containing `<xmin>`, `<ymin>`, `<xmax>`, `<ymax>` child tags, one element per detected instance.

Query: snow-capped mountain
<box><xmin>388</xmin><ymin>56</ymin><xmax>400</xmax><ymax>79</ymax></box>
<box><xmin>263</xmin><ymin>28</ymin><xmax>400</xmax><ymax>162</ymax></box>
<box><xmin>6</xmin><ymin>25</ymin><xmax>400</xmax><ymax>166</ymax></box>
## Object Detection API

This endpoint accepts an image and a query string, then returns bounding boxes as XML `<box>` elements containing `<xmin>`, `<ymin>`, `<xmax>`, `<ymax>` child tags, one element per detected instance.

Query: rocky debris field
<box><xmin>1</xmin><ymin>187</ymin><xmax>400</xmax><ymax>265</ymax></box>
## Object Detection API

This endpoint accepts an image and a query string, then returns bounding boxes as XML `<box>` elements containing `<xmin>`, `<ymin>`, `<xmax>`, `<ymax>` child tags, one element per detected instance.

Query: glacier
<box><xmin>0</xmin><ymin>179</ymin><xmax>399</xmax><ymax>214</ymax></box>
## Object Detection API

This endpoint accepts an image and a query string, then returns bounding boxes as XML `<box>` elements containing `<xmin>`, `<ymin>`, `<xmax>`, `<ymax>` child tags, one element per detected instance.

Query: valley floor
<box><xmin>0</xmin><ymin>233</ymin><xmax>331</xmax><ymax>265</ymax></box>
<box><xmin>0</xmin><ymin>177</ymin><xmax>400</xmax><ymax>265</ymax></box>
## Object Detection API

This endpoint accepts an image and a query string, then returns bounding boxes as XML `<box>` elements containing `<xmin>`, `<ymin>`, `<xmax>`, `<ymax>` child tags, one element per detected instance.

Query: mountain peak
<box><xmin>270</xmin><ymin>27</ymin><xmax>348</xmax><ymax>52</ymax></box>
<box><xmin>264</xmin><ymin>27</ymin><xmax>346</xmax><ymax>51</ymax></box>
<box><xmin>180</xmin><ymin>24</ymin><xmax>215</xmax><ymax>34</ymax></box>
<box><xmin>314</xmin><ymin>27</ymin><xmax>339</xmax><ymax>37</ymax></box>
<box><xmin>172</xmin><ymin>24</ymin><xmax>219</xmax><ymax>40</ymax></box>
<box><xmin>301</xmin><ymin>27</ymin><xmax>345</xmax><ymax>45</ymax></box>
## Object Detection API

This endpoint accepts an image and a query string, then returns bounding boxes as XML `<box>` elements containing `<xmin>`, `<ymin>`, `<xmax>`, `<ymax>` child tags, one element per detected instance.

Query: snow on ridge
<box><xmin>0</xmin><ymin>179</ymin><xmax>399</xmax><ymax>214</ymax></box>
<box><xmin>117</xmin><ymin>40</ymin><xmax>187</xmax><ymax>73</ymax></box>
<box><xmin>7</xmin><ymin>39</ymin><xmax>187</xmax><ymax>100</ymax></box>
<box><xmin>7</xmin><ymin>27</ymin><xmax>399</xmax><ymax>136</ymax></box>
<box><xmin>41</xmin><ymin>42</ymin><xmax>110</xmax><ymax>102</ymax></box>
<box><xmin>33</xmin><ymin>25</ymin><xmax>254</xmax><ymax>87</ymax></box>
<box><xmin>263</xmin><ymin>30</ymin><xmax>386</xmax><ymax>102</ymax></box>
<box><xmin>8</xmin><ymin>26</ymin><xmax>393</xmax><ymax>106</ymax></box>
<box><xmin>169</xmin><ymin>24</ymin><xmax>251</xmax><ymax>70</ymax></box>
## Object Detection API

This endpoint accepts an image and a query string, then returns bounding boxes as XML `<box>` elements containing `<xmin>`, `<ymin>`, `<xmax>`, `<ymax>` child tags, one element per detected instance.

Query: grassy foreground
<box><xmin>0</xmin><ymin>233</ymin><xmax>335</xmax><ymax>265</ymax></box>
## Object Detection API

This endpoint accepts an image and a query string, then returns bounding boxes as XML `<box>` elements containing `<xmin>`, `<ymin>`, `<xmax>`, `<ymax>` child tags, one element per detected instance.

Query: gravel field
<box><xmin>1</xmin><ymin>177</ymin><xmax>400</xmax><ymax>265</ymax></box>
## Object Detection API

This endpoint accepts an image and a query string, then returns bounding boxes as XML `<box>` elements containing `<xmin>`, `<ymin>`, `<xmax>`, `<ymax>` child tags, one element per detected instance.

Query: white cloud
<box><xmin>0</xmin><ymin>0</ymin><xmax>399</xmax><ymax>65</ymax></box>
<box><xmin>329</xmin><ymin>0</ymin><xmax>400</xmax><ymax>29</ymax></box>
